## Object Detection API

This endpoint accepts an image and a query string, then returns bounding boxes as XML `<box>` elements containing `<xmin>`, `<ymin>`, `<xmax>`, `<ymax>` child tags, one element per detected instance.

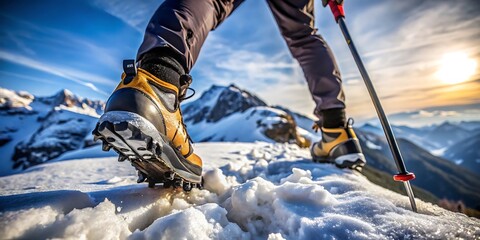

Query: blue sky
<box><xmin>1</xmin><ymin>0</ymin><xmax>479</xmax><ymax>126</ymax></box>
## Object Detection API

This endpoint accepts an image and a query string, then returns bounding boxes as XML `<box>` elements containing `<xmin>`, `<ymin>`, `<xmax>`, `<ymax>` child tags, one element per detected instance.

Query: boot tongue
<box><xmin>138</xmin><ymin>50</ymin><xmax>184</xmax><ymax>91</ymax></box>
<box><xmin>141</xmin><ymin>61</ymin><xmax>181</xmax><ymax>90</ymax></box>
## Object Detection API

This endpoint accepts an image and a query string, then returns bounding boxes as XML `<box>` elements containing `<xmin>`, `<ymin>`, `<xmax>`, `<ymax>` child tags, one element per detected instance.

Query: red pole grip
<box><xmin>328</xmin><ymin>1</ymin><xmax>345</xmax><ymax>22</ymax></box>
<box><xmin>393</xmin><ymin>172</ymin><xmax>416</xmax><ymax>182</ymax></box>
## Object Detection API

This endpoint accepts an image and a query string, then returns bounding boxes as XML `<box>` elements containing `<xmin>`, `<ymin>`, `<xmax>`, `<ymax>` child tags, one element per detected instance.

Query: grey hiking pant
<box><xmin>137</xmin><ymin>0</ymin><xmax>345</xmax><ymax>118</ymax></box>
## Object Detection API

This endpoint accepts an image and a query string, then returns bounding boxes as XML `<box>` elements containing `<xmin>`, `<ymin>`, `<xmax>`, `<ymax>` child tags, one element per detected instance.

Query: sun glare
<box><xmin>436</xmin><ymin>52</ymin><xmax>477</xmax><ymax>84</ymax></box>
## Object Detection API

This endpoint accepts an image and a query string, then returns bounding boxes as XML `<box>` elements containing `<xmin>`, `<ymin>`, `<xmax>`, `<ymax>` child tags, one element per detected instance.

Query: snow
<box><xmin>186</xmin><ymin>107</ymin><xmax>285</xmax><ymax>142</ymax></box>
<box><xmin>55</xmin><ymin>104</ymin><xmax>101</xmax><ymax>118</ymax></box>
<box><xmin>454</xmin><ymin>159</ymin><xmax>464</xmax><ymax>165</ymax></box>
<box><xmin>0</xmin><ymin>88</ymin><xmax>104</xmax><ymax>175</ymax></box>
<box><xmin>1</xmin><ymin>142</ymin><xmax>479</xmax><ymax>239</ymax></box>
<box><xmin>365</xmin><ymin>140</ymin><xmax>382</xmax><ymax>150</ymax></box>
<box><xmin>430</xmin><ymin>147</ymin><xmax>447</xmax><ymax>156</ymax></box>
<box><xmin>0</xmin><ymin>88</ymin><xmax>34</xmax><ymax>110</ymax></box>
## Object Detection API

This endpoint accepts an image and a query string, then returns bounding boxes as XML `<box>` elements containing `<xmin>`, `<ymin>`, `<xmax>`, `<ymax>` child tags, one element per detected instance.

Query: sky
<box><xmin>0</xmin><ymin>0</ymin><xmax>479</xmax><ymax>126</ymax></box>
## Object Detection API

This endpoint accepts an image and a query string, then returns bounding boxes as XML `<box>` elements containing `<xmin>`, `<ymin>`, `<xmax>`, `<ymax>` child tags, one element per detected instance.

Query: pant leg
<box><xmin>266</xmin><ymin>0</ymin><xmax>345</xmax><ymax>119</ymax></box>
<box><xmin>137</xmin><ymin>0</ymin><xmax>245</xmax><ymax>72</ymax></box>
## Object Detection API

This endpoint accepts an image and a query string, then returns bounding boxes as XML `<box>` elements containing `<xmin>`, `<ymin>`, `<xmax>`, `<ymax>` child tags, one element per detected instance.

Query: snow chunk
<box><xmin>0</xmin><ymin>206</ymin><xmax>59</xmax><ymax>239</ymax></box>
<box><xmin>280</xmin><ymin>168</ymin><xmax>312</xmax><ymax>184</ymax></box>
<box><xmin>0</xmin><ymin>200</ymin><xmax>130</xmax><ymax>239</ymax></box>
<box><xmin>130</xmin><ymin>204</ymin><xmax>247</xmax><ymax>240</ymax></box>
<box><xmin>268</xmin><ymin>233</ymin><xmax>286</xmax><ymax>240</ymax></box>
<box><xmin>203</xmin><ymin>169</ymin><xmax>232</xmax><ymax>195</ymax></box>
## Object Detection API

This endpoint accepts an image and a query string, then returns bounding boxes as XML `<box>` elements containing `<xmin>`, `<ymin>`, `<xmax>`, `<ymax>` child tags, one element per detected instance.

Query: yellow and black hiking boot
<box><xmin>92</xmin><ymin>59</ymin><xmax>202</xmax><ymax>191</ymax></box>
<box><xmin>311</xmin><ymin>118</ymin><xmax>366</xmax><ymax>170</ymax></box>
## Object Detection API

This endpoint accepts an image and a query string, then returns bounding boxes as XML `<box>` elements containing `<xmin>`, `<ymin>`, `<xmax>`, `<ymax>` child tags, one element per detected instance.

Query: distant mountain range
<box><xmin>0</xmin><ymin>86</ymin><xmax>479</xmax><ymax>210</ymax></box>
<box><xmin>359</xmin><ymin>121</ymin><xmax>480</xmax><ymax>173</ymax></box>
<box><xmin>357</xmin><ymin>130</ymin><xmax>480</xmax><ymax>209</ymax></box>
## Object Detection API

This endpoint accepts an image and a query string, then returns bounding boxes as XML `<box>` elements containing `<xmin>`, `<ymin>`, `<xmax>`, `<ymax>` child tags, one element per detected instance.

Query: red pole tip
<box><xmin>328</xmin><ymin>1</ymin><xmax>345</xmax><ymax>22</ymax></box>
<box><xmin>393</xmin><ymin>172</ymin><xmax>415</xmax><ymax>182</ymax></box>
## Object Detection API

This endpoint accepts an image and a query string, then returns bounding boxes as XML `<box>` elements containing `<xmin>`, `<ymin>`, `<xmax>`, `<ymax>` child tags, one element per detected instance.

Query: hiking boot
<box><xmin>311</xmin><ymin>118</ymin><xmax>366</xmax><ymax>170</ymax></box>
<box><xmin>92</xmin><ymin>59</ymin><xmax>202</xmax><ymax>190</ymax></box>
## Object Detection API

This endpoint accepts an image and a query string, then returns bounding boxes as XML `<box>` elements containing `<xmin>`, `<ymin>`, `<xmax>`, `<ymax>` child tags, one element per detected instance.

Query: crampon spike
<box><xmin>118</xmin><ymin>155</ymin><xmax>128</xmax><ymax>162</ymax></box>
<box><xmin>102</xmin><ymin>142</ymin><xmax>111</xmax><ymax>151</ymax></box>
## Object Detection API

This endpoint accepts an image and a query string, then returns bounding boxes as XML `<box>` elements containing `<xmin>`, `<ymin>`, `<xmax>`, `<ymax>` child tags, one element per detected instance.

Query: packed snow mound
<box><xmin>1</xmin><ymin>143</ymin><xmax>478</xmax><ymax>239</ymax></box>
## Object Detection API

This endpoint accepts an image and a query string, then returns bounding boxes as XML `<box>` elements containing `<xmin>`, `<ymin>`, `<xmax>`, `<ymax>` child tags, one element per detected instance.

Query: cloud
<box><xmin>190</xmin><ymin>32</ymin><xmax>316</xmax><ymax>116</ymax></box>
<box><xmin>91</xmin><ymin>0</ymin><xmax>163</xmax><ymax>33</ymax></box>
<box><xmin>365</xmin><ymin>103</ymin><xmax>480</xmax><ymax>127</ymax></box>
<box><xmin>0</xmin><ymin>50</ymin><xmax>110</xmax><ymax>96</ymax></box>
<box><xmin>322</xmin><ymin>0</ymin><xmax>480</xmax><ymax>121</ymax></box>
<box><xmin>0</xmin><ymin>71</ymin><xmax>57</xmax><ymax>85</ymax></box>
<box><xmin>411</xmin><ymin>110</ymin><xmax>458</xmax><ymax>119</ymax></box>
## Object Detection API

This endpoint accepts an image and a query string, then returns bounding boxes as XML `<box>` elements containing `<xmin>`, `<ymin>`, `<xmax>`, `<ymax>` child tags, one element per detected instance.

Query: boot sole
<box><xmin>92</xmin><ymin>111</ymin><xmax>202</xmax><ymax>190</ymax></box>
<box><xmin>312</xmin><ymin>145</ymin><xmax>366</xmax><ymax>171</ymax></box>
<box><xmin>334</xmin><ymin>153</ymin><xmax>366</xmax><ymax>170</ymax></box>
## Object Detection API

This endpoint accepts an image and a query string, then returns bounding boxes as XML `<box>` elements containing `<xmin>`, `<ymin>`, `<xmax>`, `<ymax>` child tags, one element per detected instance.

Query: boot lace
<box><xmin>178</xmin><ymin>74</ymin><xmax>195</xmax><ymax>145</ymax></box>
<box><xmin>179</xmin><ymin>74</ymin><xmax>195</xmax><ymax>102</ymax></box>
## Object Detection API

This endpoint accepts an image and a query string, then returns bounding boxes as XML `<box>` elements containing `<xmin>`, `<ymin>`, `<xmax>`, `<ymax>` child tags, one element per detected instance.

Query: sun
<box><xmin>436</xmin><ymin>52</ymin><xmax>477</xmax><ymax>84</ymax></box>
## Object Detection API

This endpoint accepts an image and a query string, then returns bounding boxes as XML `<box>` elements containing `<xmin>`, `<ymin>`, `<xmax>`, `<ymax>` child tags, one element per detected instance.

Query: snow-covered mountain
<box><xmin>182</xmin><ymin>85</ymin><xmax>316</xmax><ymax>146</ymax></box>
<box><xmin>444</xmin><ymin>132</ymin><xmax>480</xmax><ymax>171</ymax></box>
<box><xmin>424</xmin><ymin>122</ymin><xmax>472</xmax><ymax>149</ymax></box>
<box><xmin>1</xmin><ymin>142</ymin><xmax>479</xmax><ymax>239</ymax></box>
<box><xmin>357</xmin><ymin>129</ymin><xmax>480</xmax><ymax>209</ymax></box>
<box><xmin>0</xmin><ymin>88</ymin><xmax>104</xmax><ymax>176</ymax></box>
<box><xmin>360</xmin><ymin>123</ymin><xmax>441</xmax><ymax>151</ymax></box>
<box><xmin>361</xmin><ymin>122</ymin><xmax>479</xmax><ymax>151</ymax></box>
<box><xmin>360</xmin><ymin>122</ymin><xmax>480</xmax><ymax>172</ymax></box>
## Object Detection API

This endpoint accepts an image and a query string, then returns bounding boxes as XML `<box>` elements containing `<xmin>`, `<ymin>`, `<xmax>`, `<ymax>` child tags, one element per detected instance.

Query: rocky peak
<box><xmin>37</xmin><ymin>89</ymin><xmax>104</xmax><ymax>116</ymax></box>
<box><xmin>0</xmin><ymin>88</ymin><xmax>35</xmax><ymax>114</ymax></box>
<box><xmin>38</xmin><ymin>89</ymin><xmax>78</xmax><ymax>107</ymax></box>
<box><xmin>183</xmin><ymin>84</ymin><xmax>267</xmax><ymax>124</ymax></box>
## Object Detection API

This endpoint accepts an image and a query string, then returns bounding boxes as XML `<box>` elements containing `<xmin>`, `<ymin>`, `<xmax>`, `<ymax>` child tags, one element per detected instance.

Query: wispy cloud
<box><xmin>91</xmin><ymin>0</ymin><xmax>163</xmax><ymax>33</ymax></box>
<box><xmin>185</xmin><ymin>0</ymin><xmax>480</xmax><ymax>120</ymax></box>
<box><xmin>1</xmin><ymin>14</ymin><xmax>124</xmax><ymax>72</ymax></box>
<box><xmin>411</xmin><ymin>110</ymin><xmax>459</xmax><ymax>119</ymax></box>
<box><xmin>382</xmin><ymin>103</ymin><xmax>480</xmax><ymax>127</ymax></box>
<box><xmin>190</xmin><ymin>32</ymin><xmax>316</xmax><ymax>116</ymax></box>
<box><xmin>0</xmin><ymin>71</ymin><xmax>57</xmax><ymax>85</ymax></box>
<box><xmin>0</xmin><ymin>50</ymin><xmax>110</xmax><ymax>95</ymax></box>
<box><xmin>322</xmin><ymin>0</ymin><xmax>480</xmax><ymax>120</ymax></box>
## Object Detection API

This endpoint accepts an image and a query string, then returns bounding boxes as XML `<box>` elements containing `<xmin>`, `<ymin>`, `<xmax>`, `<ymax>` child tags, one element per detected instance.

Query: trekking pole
<box><xmin>327</xmin><ymin>1</ymin><xmax>417</xmax><ymax>212</ymax></box>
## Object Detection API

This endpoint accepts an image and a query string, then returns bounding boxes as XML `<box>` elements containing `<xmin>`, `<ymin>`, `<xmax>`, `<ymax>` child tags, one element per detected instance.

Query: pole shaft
<box><xmin>337</xmin><ymin>17</ymin><xmax>417</xmax><ymax>212</ymax></box>
<box><xmin>404</xmin><ymin>181</ymin><xmax>418</xmax><ymax>212</ymax></box>
<box><xmin>338</xmin><ymin>18</ymin><xmax>408</xmax><ymax>174</ymax></box>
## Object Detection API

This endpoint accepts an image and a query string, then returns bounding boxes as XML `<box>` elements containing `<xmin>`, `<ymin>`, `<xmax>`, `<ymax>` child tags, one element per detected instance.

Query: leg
<box><xmin>267</xmin><ymin>0</ymin><xmax>365</xmax><ymax>169</ymax></box>
<box><xmin>266</xmin><ymin>0</ymin><xmax>345</xmax><ymax>126</ymax></box>
<box><xmin>137</xmin><ymin>0</ymin><xmax>245</xmax><ymax>72</ymax></box>
<box><xmin>94</xmin><ymin>0</ymin><xmax>245</xmax><ymax>189</ymax></box>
